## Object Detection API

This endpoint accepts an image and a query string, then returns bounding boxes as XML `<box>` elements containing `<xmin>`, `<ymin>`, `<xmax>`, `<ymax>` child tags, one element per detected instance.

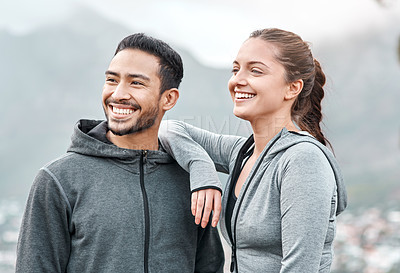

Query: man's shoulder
<box><xmin>43</xmin><ymin>151</ymin><xmax>89</xmax><ymax>170</ymax></box>
<box><xmin>41</xmin><ymin>151</ymin><xmax>107</xmax><ymax>181</ymax></box>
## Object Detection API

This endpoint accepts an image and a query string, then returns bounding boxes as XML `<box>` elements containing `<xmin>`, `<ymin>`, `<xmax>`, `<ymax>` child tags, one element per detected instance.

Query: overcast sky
<box><xmin>1</xmin><ymin>0</ymin><xmax>399</xmax><ymax>67</ymax></box>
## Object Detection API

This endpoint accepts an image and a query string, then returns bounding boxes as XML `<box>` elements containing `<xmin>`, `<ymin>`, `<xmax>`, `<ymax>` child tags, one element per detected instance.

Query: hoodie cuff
<box><xmin>191</xmin><ymin>186</ymin><xmax>223</xmax><ymax>194</ymax></box>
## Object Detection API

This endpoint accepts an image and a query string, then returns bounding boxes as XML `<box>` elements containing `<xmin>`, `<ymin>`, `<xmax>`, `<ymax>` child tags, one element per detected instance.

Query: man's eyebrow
<box><xmin>105</xmin><ymin>70</ymin><xmax>119</xmax><ymax>76</ymax></box>
<box><xmin>127</xmin><ymin>73</ymin><xmax>150</xmax><ymax>82</ymax></box>
<box><xmin>105</xmin><ymin>70</ymin><xmax>150</xmax><ymax>82</ymax></box>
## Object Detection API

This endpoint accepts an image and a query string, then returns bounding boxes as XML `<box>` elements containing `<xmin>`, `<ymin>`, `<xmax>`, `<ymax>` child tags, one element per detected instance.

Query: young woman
<box><xmin>159</xmin><ymin>28</ymin><xmax>347</xmax><ymax>272</ymax></box>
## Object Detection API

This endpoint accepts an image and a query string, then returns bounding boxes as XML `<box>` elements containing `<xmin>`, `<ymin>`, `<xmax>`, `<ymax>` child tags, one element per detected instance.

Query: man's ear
<box><xmin>284</xmin><ymin>79</ymin><xmax>303</xmax><ymax>100</ymax></box>
<box><xmin>161</xmin><ymin>88</ymin><xmax>179</xmax><ymax>111</ymax></box>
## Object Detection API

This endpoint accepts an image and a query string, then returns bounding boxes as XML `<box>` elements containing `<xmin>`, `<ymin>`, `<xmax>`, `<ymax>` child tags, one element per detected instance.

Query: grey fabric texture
<box><xmin>16</xmin><ymin>119</ymin><xmax>224</xmax><ymax>273</ymax></box>
<box><xmin>159</xmin><ymin>120</ymin><xmax>347</xmax><ymax>273</ymax></box>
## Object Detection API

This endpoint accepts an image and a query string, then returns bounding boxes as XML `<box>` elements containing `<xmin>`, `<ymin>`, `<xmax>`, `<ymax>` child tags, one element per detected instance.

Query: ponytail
<box><xmin>292</xmin><ymin>59</ymin><xmax>330</xmax><ymax>147</ymax></box>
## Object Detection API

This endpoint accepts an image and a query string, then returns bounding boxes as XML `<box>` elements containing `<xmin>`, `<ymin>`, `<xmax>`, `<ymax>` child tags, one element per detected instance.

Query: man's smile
<box><xmin>112</xmin><ymin>106</ymin><xmax>134</xmax><ymax>115</ymax></box>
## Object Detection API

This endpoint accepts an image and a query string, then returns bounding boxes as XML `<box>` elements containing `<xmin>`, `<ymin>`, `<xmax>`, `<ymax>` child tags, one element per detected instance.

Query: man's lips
<box><xmin>111</xmin><ymin>106</ymin><xmax>134</xmax><ymax>115</ymax></box>
<box><xmin>107</xmin><ymin>102</ymin><xmax>140</xmax><ymax>118</ymax></box>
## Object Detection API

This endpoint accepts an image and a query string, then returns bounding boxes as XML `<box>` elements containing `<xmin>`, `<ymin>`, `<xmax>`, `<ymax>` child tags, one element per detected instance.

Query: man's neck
<box><xmin>106</xmin><ymin>128</ymin><xmax>159</xmax><ymax>151</ymax></box>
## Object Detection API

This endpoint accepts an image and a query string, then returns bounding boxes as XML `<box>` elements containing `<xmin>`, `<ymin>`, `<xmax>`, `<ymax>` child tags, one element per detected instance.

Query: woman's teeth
<box><xmin>235</xmin><ymin>92</ymin><xmax>255</xmax><ymax>99</ymax></box>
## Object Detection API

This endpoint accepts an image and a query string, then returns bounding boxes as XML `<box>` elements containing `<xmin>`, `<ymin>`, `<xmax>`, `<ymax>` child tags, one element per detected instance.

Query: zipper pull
<box><xmin>230</xmin><ymin>246</ymin><xmax>236</xmax><ymax>272</ymax></box>
<box><xmin>142</xmin><ymin>150</ymin><xmax>148</xmax><ymax>163</ymax></box>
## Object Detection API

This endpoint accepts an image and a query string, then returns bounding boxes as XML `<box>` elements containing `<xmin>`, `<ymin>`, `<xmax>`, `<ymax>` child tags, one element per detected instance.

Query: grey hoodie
<box><xmin>159</xmin><ymin>120</ymin><xmax>347</xmax><ymax>273</ymax></box>
<box><xmin>16</xmin><ymin>119</ymin><xmax>224</xmax><ymax>273</ymax></box>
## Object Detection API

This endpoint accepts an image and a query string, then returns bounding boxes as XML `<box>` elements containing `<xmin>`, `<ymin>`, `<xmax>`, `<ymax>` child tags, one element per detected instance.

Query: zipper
<box><xmin>140</xmin><ymin>150</ymin><xmax>150</xmax><ymax>273</ymax></box>
<box><xmin>229</xmin><ymin>136</ymin><xmax>280</xmax><ymax>272</ymax></box>
<box><xmin>230</xmin><ymin>245</ymin><xmax>236</xmax><ymax>272</ymax></box>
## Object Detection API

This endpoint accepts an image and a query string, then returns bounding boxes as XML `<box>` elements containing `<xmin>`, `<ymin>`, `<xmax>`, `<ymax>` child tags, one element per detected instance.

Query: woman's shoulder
<box><xmin>286</xmin><ymin>140</ymin><xmax>324</xmax><ymax>153</ymax></box>
<box><xmin>281</xmin><ymin>141</ymin><xmax>332</xmax><ymax>169</ymax></box>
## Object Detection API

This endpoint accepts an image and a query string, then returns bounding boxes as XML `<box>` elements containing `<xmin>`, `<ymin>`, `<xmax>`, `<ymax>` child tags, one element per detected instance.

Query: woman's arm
<box><xmin>159</xmin><ymin>119</ymin><xmax>244</xmax><ymax>176</ymax></box>
<box><xmin>159</xmin><ymin>119</ymin><xmax>245</xmax><ymax>227</ymax></box>
<box><xmin>279</xmin><ymin>143</ymin><xmax>336</xmax><ymax>272</ymax></box>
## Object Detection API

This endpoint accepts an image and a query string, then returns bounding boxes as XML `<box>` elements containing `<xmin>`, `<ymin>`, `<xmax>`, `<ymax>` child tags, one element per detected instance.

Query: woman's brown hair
<box><xmin>250</xmin><ymin>28</ymin><xmax>330</xmax><ymax>147</ymax></box>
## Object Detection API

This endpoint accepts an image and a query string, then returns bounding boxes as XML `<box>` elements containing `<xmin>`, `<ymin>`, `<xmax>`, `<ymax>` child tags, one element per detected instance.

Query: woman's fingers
<box><xmin>191</xmin><ymin>191</ymin><xmax>198</xmax><ymax>216</ymax></box>
<box><xmin>195</xmin><ymin>191</ymin><xmax>205</xmax><ymax>225</ymax></box>
<box><xmin>201</xmin><ymin>192</ymin><xmax>213</xmax><ymax>228</ymax></box>
<box><xmin>211</xmin><ymin>191</ymin><xmax>222</xmax><ymax>227</ymax></box>
<box><xmin>192</xmin><ymin>189</ymin><xmax>222</xmax><ymax>228</ymax></box>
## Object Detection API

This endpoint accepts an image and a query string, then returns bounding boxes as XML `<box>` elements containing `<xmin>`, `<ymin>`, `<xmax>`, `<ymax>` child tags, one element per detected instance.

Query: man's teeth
<box><xmin>112</xmin><ymin>106</ymin><xmax>134</xmax><ymax>115</ymax></box>
<box><xmin>235</xmin><ymin>92</ymin><xmax>255</xmax><ymax>99</ymax></box>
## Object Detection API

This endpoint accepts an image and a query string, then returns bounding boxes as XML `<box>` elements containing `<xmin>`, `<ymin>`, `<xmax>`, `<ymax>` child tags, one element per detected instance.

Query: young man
<box><xmin>16</xmin><ymin>33</ymin><xmax>224</xmax><ymax>273</ymax></box>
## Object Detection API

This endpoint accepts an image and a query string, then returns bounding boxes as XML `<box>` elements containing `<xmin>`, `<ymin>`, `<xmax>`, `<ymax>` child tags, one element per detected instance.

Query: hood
<box><xmin>242</xmin><ymin>128</ymin><xmax>347</xmax><ymax>216</ymax></box>
<box><xmin>67</xmin><ymin>119</ymin><xmax>174</xmax><ymax>165</ymax></box>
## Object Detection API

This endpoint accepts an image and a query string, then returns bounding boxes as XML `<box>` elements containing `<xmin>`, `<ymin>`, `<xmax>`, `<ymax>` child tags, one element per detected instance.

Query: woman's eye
<box><xmin>231</xmin><ymin>68</ymin><xmax>239</xmax><ymax>74</ymax></box>
<box><xmin>251</xmin><ymin>69</ymin><xmax>262</xmax><ymax>74</ymax></box>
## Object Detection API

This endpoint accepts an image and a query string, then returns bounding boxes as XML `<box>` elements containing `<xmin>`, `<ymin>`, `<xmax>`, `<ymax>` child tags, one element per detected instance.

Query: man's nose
<box><xmin>111</xmin><ymin>83</ymin><xmax>130</xmax><ymax>100</ymax></box>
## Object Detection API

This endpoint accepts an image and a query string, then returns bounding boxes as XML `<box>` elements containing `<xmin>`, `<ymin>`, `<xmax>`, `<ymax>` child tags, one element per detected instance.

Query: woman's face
<box><xmin>228</xmin><ymin>38</ymin><xmax>291</xmax><ymax>123</ymax></box>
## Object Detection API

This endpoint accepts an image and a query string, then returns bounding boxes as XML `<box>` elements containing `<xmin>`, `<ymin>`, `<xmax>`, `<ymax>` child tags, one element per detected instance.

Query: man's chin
<box><xmin>106</xmin><ymin>114</ymin><xmax>158</xmax><ymax>136</ymax></box>
<box><xmin>108</xmin><ymin>125</ymin><xmax>134</xmax><ymax>136</ymax></box>
<box><xmin>109</xmin><ymin>129</ymin><xmax>129</xmax><ymax>136</ymax></box>
<box><xmin>107</xmin><ymin>121</ymin><xmax>133</xmax><ymax>136</ymax></box>
<box><xmin>107</xmin><ymin>123</ymin><xmax>152</xmax><ymax>136</ymax></box>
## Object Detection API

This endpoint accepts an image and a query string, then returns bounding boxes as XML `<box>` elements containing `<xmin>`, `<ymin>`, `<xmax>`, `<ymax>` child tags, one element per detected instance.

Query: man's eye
<box><xmin>106</xmin><ymin>78</ymin><xmax>116</xmax><ymax>83</ymax></box>
<box><xmin>132</xmin><ymin>81</ymin><xmax>144</xmax><ymax>85</ymax></box>
<box><xmin>231</xmin><ymin>68</ymin><xmax>239</xmax><ymax>75</ymax></box>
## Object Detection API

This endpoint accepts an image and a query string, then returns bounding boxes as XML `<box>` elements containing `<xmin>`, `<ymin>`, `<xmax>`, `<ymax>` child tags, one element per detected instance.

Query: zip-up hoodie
<box><xmin>159</xmin><ymin>120</ymin><xmax>347</xmax><ymax>273</ymax></box>
<box><xmin>16</xmin><ymin>119</ymin><xmax>224</xmax><ymax>273</ymax></box>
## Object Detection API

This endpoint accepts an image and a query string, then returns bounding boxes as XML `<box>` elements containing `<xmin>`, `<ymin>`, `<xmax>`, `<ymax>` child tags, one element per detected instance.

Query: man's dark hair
<box><xmin>115</xmin><ymin>33</ymin><xmax>184</xmax><ymax>94</ymax></box>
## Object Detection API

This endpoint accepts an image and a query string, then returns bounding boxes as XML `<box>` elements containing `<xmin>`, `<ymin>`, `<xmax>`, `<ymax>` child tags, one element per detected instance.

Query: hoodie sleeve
<box><xmin>159</xmin><ymin>119</ymin><xmax>244</xmax><ymax>192</ymax></box>
<box><xmin>194</xmin><ymin>221</ymin><xmax>225</xmax><ymax>273</ymax></box>
<box><xmin>278</xmin><ymin>142</ymin><xmax>336</xmax><ymax>273</ymax></box>
<box><xmin>16</xmin><ymin>168</ymin><xmax>71</xmax><ymax>273</ymax></box>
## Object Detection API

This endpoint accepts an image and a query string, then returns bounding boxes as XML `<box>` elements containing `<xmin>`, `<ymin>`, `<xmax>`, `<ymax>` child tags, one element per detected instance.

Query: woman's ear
<box><xmin>285</xmin><ymin>79</ymin><xmax>303</xmax><ymax>100</ymax></box>
<box><xmin>161</xmin><ymin>88</ymin><xmax>179</xmax><ymax>111</ymax></box>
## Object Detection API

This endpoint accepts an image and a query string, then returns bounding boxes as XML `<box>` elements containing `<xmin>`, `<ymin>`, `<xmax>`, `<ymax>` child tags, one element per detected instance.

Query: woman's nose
<box><xmin>230</xmin><ymin>70</ymin><xmax>248</xmax><ymax>87</ymax></box>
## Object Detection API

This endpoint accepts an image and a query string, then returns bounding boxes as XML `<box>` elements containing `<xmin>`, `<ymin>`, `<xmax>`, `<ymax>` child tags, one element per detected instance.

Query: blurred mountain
<box><xmin>313</xmin><ymin>22</ymin><xmax>400</xmax><ymax>209</ymax></box>
<box><xmin>0</xmin><ymin>7</ymin><xmax>399</xmax><ymax>210</ymax></box>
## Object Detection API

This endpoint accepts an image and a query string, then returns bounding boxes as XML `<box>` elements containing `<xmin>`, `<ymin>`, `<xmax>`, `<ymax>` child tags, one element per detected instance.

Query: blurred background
<box><xmin>0</xmin><ymin>0</ymin><xmax>399</xmax><ymax>272</ymax></box>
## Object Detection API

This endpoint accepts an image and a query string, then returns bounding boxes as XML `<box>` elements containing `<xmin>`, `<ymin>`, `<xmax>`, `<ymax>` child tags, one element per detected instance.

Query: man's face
<box><xmin>102</xmin><ymin>49</ymin><xmax>163</xmax><ymax>136</ymax></box>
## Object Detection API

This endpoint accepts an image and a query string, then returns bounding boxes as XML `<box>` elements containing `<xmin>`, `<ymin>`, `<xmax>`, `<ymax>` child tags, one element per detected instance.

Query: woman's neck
<box><xmin>250</xmin><ymin>116</ymin><xmax>298</xmax><ymax>157</ymax></box>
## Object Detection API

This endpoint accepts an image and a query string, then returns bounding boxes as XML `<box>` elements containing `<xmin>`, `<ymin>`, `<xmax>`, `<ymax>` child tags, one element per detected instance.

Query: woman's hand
<box><xmin>192</xmin><ymin>189</ymin><xmax>222</xmax><ymax>228</ymax></box>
